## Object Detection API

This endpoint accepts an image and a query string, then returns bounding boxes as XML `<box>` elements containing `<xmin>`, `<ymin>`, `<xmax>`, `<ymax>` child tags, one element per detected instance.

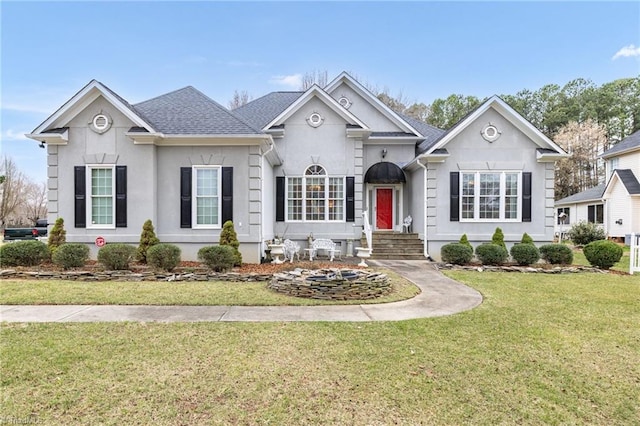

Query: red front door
<box><xmin>376</xmin><ymin>188</ymin><xmax>393</xmax><ymax>230</ymax></box>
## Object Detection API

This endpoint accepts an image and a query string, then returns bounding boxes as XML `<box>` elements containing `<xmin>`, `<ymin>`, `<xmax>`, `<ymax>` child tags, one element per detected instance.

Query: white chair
<box><xmin>403</xmin><ymin>215</ymin><xmax>413</xmax><ymax>233</ymax></box>
<box><xmin>309</xmin><ymin>238</ymin><xmax>337</xmax><ymax>261</ymax></box>
<box><xmin>283</xmin><ymin>239</ymin><xmax>301</xmax><ymax>263</ymax></box>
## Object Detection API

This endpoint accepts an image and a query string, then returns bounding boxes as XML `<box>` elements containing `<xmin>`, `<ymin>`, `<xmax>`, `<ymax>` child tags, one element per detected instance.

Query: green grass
<box><xmin>2</xmin><ymin>271</ymin><xmax>639</xmax><ymax>424</ymax></box>
<box><xmin>0</xmin><ymin>269</ymin><xmax>419</xmax><ymax>306</ymax></box>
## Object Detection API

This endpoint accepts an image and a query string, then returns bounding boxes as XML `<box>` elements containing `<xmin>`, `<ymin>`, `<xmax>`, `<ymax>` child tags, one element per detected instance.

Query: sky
<box><xmin>1</xmin><ymin>1</ymin><xmax>639</xmax><ymax>184</ymax></box>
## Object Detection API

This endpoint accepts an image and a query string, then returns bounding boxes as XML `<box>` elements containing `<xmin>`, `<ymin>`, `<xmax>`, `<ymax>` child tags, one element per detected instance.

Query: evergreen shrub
<box><xmin>539</xmin><ymin>244</ymin><xmax>573</xmax><ymax>265</ymax></box>
<box><xmin>521</xmin><ymin>233</ymin><xmax>534</xmax><ymax>245</ymax></box>
<box><xmin>0</xmin><ymin>240</ymin><xmax>49</xmax><ymax>267</ymax></box>
<box><xmin>198</xmin><ymin>245</ymin><xmax>236</xmax><ymax>272</ymax></box>
<box><xmin>475</xmin><ymin>243</ymin><xmax>508</xmax><ymax>265</ymax></box>
<box><xmin>583</xmin><ymin>240</ymin><xmax>623</xmax><ymax>270</ymax></box>
<box><xmin>220</xmin><ymin>221</ymin><xmax>242</xmax><ymax>266</ymax></box>
<box><xmin>98</xmin><ymin>244</ymin><xmax>136</xmax><ymax>270</ymax></box>
<box><xmin>567</xmin><ymin>221</ymin><xmax>606</xmax><ymax>246</ymax></box>
<box><xmin>136</xmin><ymin>219</ymin><xmax>160</xmax><ymax>263</ymax></box>
<box><xmin>147</xmin><ymin>244</ymin><xmax>181</xmax><ymax>272</ymax></box>
<box><xmin>48</xmin><ymin>217</ymin><xmax>66</xmax><ymax>257</ymax></box>
<box><xmin>491</xmin><ymin>227</ymin><xmax>507</xmax><ymax>250</ymax></box>
<box><xmin>52</xmin><ymin>243</ymin><xmax>89</xmax><ymax>270</ymax></box>
<box><xmin>459</xmin><ymin>234</ymin><xmax>473</xmax><ymax>251</ymax></box>
<box><xmin>441</xmin><ymin>243</ymin><xmax>473</xmax><ymax>265</ymax></box>
<box><xmin>510</xmin><ymin>243</ymin><xmax>540</xmax><ymax>266</ymax></box>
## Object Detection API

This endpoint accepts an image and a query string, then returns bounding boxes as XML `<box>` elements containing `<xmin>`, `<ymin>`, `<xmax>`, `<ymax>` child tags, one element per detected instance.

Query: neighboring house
<box><xmin>554</xmin><ymin>184</ymin><xmax>606</xmax><ymax>238</ymax></box>
<box><xmin>26</xmin><ymin>72</ymin><xmax>567</xmax><ymax>262</ymax></box>
<box><xmin>554</xmin><ymin>130</ymin><xmax>640</xmax><ymax>243</ymax></box>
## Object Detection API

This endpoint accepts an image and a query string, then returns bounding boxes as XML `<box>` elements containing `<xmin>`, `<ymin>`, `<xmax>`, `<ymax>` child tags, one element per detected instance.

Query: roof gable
<box><xmin>324</xmin><ymin>72</ymin><xmax>421</xmax><ymax>136</ymax></box>
<box><xmin>133</xmin><ymin>86</ymin><xmax>262</xmax><ymax>135</ymax></box>
<box><xmin>604</xmin><ymin>169</ymin><xmax>640</xmax><ymax>197</ymax></box>
<box><xmin>264</xmin><ymin>85</ymin><xmax>369</xmax><ymax>130</ymax></box>
<box><xmin>29</xmin><ymin>80</ymin><xmax>155</xmax><ymax>135</ymax></box>
<box><xmin>601</xmin><ymin>130</ymin><xmax>640</xmax><ymax>159</ymax></box>
<box><xmin>234</xmin><ymin>92</ymin><xmax>303</xmax><ymax>130</ymax></box>
<box><xmin>420</xmin><ymin>96</ymin><xmax>568</xmax><ymax>158</ymax></box>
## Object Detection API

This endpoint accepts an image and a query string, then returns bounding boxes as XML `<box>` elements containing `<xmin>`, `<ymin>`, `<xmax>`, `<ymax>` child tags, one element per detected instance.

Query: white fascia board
<box><xmin>536</xmin><ymin>151</ymin><xmax>570</xmax><ymax>162</ymax></box>
<box><xmin>125</xmin><ymin>132</ymin><xmax>164</xmax><ymax>144</ymax></box>
<box><xmin>264</xmin><ymin>85</ymin><xmax>369</xmax><ymax>130</ymax></box>
<box><xmin>600</xmin><ymin>146</ymin><xmax>640</xmax><ymax>159</ymax></box>
<box><xmin>31</xmin><ymin>81</ymin><xmax>155</xmax><ymax>134</ymax></box>
<box><xmin>346</xmin><ymin>128</ymin><xmax>371</xmax><ymax>139</ymax></box>
<box><xmin>324</xmin><ymin>72</ymin><xmax>422</xmax><ymax>136</ymax></box>
<box><xmin>24</xmin><ymin>129</ymin><xmax>69</xmax><ymax>144</ymax></box>
<box><xmin>154</xmin><ymin>134</ymin><xmax>270</xmax><ymax>146</ymax></box>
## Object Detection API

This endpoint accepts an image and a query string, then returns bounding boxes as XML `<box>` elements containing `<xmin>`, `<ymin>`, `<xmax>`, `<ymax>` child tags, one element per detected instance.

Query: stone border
<box><xmin>0</xmin><ymin>269</ymin><xmax>272</xmax><ymax>282</ymax></box>
<box><xmin>435</xmin><ymin>263</ymin><xmax>607</xmax><ymax>274</ymax></box>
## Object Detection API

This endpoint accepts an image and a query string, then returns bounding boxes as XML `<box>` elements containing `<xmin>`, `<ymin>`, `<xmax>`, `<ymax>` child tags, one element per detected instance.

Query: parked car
<box><xmin>2</xmin><ymin>219</ymin><xmax>48</xmax><ymax>241</ymax></box>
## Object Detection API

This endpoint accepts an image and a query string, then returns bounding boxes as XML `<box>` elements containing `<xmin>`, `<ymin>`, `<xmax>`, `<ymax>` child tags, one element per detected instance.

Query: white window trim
<box><xmin>86</xmin><ymin>164</ymin><xmax>116</xmax><ymax>230</ymax></box>
<box><xmin>460</xmin><ymin>171</ymin><xmax>522</xmax><ymax>222</ymax></box>
<box><xmin>192</xmin><ymin>166</ymin><xmax>222</xmax><ymax>229</ymax></box>
<box><xmin>285</xmin><ymin>166</ymin><xmax>346</xmax><ymax>223</ymax></box>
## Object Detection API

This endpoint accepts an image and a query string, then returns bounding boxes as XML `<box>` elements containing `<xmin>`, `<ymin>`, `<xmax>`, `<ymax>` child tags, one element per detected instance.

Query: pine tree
<box><xmin>48</xmin><ymin>217</ymin><xmax>66</xmax><ymax>256</ymax></box>
<box><xmin>521</xmin><ymin>233</ymin><xmax>534</xmax><ymax>245</ymax></box>
<box><xmin>136</xmin><ymin>219</ymin><xmax>160</xmax><ymax>263</ymax></box>
<box><xmin>220</xmin><ymin>220</ymin><xmax>242</xmax><ymax>266</ymax></box>
<box><xmin>492</xmin><ymin>227</ymin><xmax>507</xmax><ymax>250</ymax></box>
<box><xmin>459</xmin><ymin>234</ymin><xmax>473</xmax><ymax>251</ymax></box>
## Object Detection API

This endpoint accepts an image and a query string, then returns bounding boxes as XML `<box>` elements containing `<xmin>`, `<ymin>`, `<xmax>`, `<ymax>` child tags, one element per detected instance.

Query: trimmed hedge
<box><xmin>97</xmin><ymin>244</ymin><xmax>136</xmax><ymax>270</ymax></box>
<box><xmin>198</xmin><ymin>245</ymin><xmax>236</xmax><ymax>272</ymax></box>
<box><xmin>475</xmin><ymin>243</ymin><xmax>508</xmax><ymax>266</ymax></box>
<box><xmin>0</xmin><ymin>240</ymin><xmax>49</xmax><ymax>267</ymax></box>
<box><xmin>147</xmin><ymin>244</ymin><xmax>181</xmax><ymax>272</ymax></box>
<box><xmin>441</xmin><ymin>243</ymin><xmax>473</xmax><ymax>265</ymax></box>
<box><xmin>510</xmin><ymin>243</ymin><xmax>540</xmax><ymax>266</ymax></box>
<box><xmin>583</xmin><ymin>240</ymin><xmax>623</xmax><ymax>270</ymax></box>
<box><xmin>539</xmin><ymin>244</ymin><xmax>573</xmax><ymax>265</ymax></box>
<box><xmin>52</xmin><ymin>243</ymin><xmax>90</xmax><ymax>270</ymax></box>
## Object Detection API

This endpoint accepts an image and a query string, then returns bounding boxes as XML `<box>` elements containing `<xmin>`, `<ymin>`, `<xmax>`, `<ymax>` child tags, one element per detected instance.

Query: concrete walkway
<box><xmin>0</xmin><ymin>260</ymin><xmax>482</xmax><ymax>323</ymax></box>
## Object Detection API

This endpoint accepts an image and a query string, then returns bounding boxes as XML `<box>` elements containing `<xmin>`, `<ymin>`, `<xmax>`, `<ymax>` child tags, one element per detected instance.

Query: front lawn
<box><xmin>2</xmin><ymin>272</ymin><xmax>638</xmax><ymax>424</ymax></box>
<box><xmin>0</xmin><ymin>269</ymin><xmax>419</xmax><ymax>306</ymax></box>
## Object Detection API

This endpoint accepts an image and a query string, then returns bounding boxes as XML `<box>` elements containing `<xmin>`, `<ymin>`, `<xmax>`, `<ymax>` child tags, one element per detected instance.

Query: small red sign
<box><xmin>95</xmin><ymin>236</ymin><xmax>106</xmax><ymax>247</ymax></box>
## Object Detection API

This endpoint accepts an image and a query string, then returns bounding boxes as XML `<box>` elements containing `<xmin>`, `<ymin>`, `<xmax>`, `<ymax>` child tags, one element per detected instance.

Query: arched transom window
<box><xmin>287</xmin><ymin>165</ymin><xmax>344</xmax><ymax>221</ymax></box>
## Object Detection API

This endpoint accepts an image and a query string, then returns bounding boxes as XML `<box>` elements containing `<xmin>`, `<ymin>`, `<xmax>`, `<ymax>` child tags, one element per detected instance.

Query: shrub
<box><xmin>539</xmin><ymin>244</ymin><xmax>573</xmax><ymax>265</ymax></box>
<box><xmin>491</xmin><ymin>227</ymin><xmax>506</xmax><ymax>250</ymax></box>
<box><xmin>583</xmin><ymin>240</ymin><xmax>623</xmax><ymax>270</ymax></box>
<box><xmin>97</xmin><ymin>244</ymin><xmax>136</xmax><ymax>270</ymax></box>
<box><xmin>475</xmin><ymin>243</ymin><xmax>508</xmax><ymax>265</ymax></box>
<box><xmin>567</xmin><ymin>221</ymin><xmax>606</xmax><ymax>246</ymax></box>
<box><xmin>459</xmin><ymin>234</ymin><xmax>473</xmax><ymax>251</ymax></box>
<box><xmin>521</xmin><ymin>232</ymin><xmax>534</xmax><ymax>245</ymax></box>
<box><xmin>0</xmin><ymin>240</ymin><xmax>49</xmax><ymax>267</ymax></box>
<box><xmin>48</xmin><ymin>217</ymin><xmax>66</xmax><ymax>257</ymax></box>
<box><xmin>510</xmin><ymin>243</ymin><xmax>540</xmax><ymax>266</ymax></box>
<box><xmin>441</xmin><ymin>243</ymin><xmax>473</xmax><ymax>265</ymax></box>
<box><xmin>147</xmin><ymin>244</ymin><xmax>181</xmax><ymax>272</ymax></box>
<box><xmin>198</xmin><ymin>245</ymin><xmax>236</xmax><ymax>272</ymax></box>
<box><xmin>220</xmin><ymin>220</ymin><xmax>242</xmax><ymax>266</ymax></box>
<box><xmin>52</xmin><ymin>243</ymin><xmax>89</xmax><ymax>270</ymax></box>
<box><xmin>136</xmin><ymin>219</ymin><xmax>160</xmax><ymax>263</ymax></box>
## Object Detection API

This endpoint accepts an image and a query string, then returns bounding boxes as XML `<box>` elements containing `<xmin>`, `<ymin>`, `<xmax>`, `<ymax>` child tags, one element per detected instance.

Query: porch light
<box><xmin>616</xmin><ymin>219</ymin><xmax>623</xmax><ymax>225</ymax></box>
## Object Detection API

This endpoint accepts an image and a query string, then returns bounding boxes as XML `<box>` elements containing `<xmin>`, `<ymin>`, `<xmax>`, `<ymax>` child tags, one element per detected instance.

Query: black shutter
<box><xmin>221</xmin><ymin>167</ymin><xmax>233</xmax><ymax>225</ymax></box>
<box><xmin>522</xmin><ymin>172</ymin><xmax>532</xmax><ymax>222</ymax></box>
<box><xmin>450</xmin><ymin>172</ymin><xmax>459</xmax><ymax>221</ymax></box>
<box><xmin>180</xmin><ymin>167</ymin><xmax>192</xmax><ymax>228</ymax></box>
<box><xmin>276</xmin><ymin>176</ymin><xmax>285</xmax><ymax>222</ymax></box>
<box><xmin>74</xmin><ymin>166</ymin><xmax>86</xmax><ymax>228</ymax></box>
<box><xmin>115</xmin><ymin>166</ymin><xmax>127</xmax><ymax>227</ymax></box>
<box><xmin>346</xmin><ymin>176</ymin><xmax>355</xmax><ymax>222</ymax></box>
<box><xmin>587</xmin><ymin>205</ymin><xmax>595</xmax><ymax>223</ymax></box>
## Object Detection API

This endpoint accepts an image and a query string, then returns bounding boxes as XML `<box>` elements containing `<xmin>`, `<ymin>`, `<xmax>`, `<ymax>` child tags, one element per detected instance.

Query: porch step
<box><xmin>361</xmin><ymin>232</ymin><xmax>426</xmax><ymax>260</ymax></box>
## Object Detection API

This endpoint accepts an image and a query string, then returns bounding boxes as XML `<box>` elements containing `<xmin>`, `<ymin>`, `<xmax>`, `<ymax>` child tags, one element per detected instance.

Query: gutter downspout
<box><xmin>259</xmin><ymin>138</ymin><xmax>276</xmax><ymax>261</ymax></box>
<box><xmin>417</xmin><ymin>158</ymin><xmax>432</xmax><ymax>260</ymax></box>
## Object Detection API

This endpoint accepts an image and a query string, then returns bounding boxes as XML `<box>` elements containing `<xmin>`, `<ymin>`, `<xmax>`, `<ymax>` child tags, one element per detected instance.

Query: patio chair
<box><xmin>283</xmin><ymin>239</ymin><xmax>301</xmax><ymax>263</ymax></box>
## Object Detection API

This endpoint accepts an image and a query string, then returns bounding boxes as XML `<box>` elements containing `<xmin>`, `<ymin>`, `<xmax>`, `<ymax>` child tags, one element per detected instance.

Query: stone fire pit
<box><xmin>268</xmin><ymin>268</ymin><xmax>391</xmax><ymax>300</ymax></box>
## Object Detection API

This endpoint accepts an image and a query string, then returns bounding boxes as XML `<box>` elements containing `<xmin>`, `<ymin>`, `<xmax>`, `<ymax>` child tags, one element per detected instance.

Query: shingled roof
<box><xmin>601</xmin><ymin>130</ymin><xmax>640</xmax><ymax>158</ymax></box>
<box><xmin>397</xmin><ymin>113</ymin><xmax>445</xmax><ymax>152</ymax></box>
<box><xmin>133</xmin><ymin>86</ymin><xmax>262</xmax><ymax>135</ymax></box>
<box><xmin>234</xmin><ymin>92</ymin><xmax>304</xmax><ymax>130</ymax></box>
<box><xmin>612</xmin><ymin>169</ymin><xmax>640</xmax><ymax>195</ymax></box>
<box><xmin>555</xmin><ymin>184</ymin><xmax>605</xmax><ymax>205</ymax></box>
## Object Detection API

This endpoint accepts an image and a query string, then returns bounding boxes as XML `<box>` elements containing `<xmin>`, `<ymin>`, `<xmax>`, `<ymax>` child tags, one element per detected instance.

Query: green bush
<box><xmin>52</xmin><ymin>243</ymin><xmax>90</xmax><ymax>270</ymax></box>
<box><xmin>567</xmin><ymin>221</ymin><xmax>606</xmax><ymax>246</ymax></box>
<box><xmin>475</xmin><ymin>243</ymin><xmax>508</xmax><ymax>266</ymax></box>
<box><xmin>220</xmin><ymin>220</ymin><xmax>242</xmax><ymax>266</ymax></box>
<box><xmin>136</xmin><ymin>219</ymin><xmax>160</xmax><ymax>263</ymax></box>
<box><xmin>583</xmin><ymin>240</ymin><xmax>623</xmax><ymax>270</ymax></box>
<box><xmin>521</xmin><ymin>233</ymin><xmax>534</xmax><ymax>245</ymax></box>
<box><xmin>48</xmin><ymin>217</ymin><xmax>66</xmax><ymax>257</ymax></box>
<box><xmin>459</xmin><ymin>234</ymin><xmax>473</xmax><ymax>251</ymax></box>
<box><xmin>441</xmin><ymin>243</ymin><xmax>473</xmax><ymax>265</ymax></box>
<box><xmin>147</xmin><ymin>244</ymin><xmax>181</xmax><ymax>272</ymax></box>
<box><xmin>97</xmin><ymin>244</ymin><xmax>136</xmax><ymax>270</ymax></box>
<box><xmin>510</xmin><ymin>243</ymin><xmax>540</xmax><ymax>266</ymax></box>
<box><xmin>491</xmin><ymin>227</ymin><xmax>507</xmax><ymax>250</ymax></box>
<box><xmin>198</xmin><ymin>245</ymin><xmax>236</xmax><ymax>272</ymax></box>
<box><xmin>539</xmin><ymin>244</ymin><xmax>573</xmax><ymax>265</ymax></box>
<box><xmin>0</xmin><ymin>240</ymin><xmax>49</xmax><ymax>267</ymax></box>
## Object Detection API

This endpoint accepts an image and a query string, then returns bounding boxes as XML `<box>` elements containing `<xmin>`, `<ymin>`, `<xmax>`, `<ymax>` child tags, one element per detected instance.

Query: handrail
<box><xmin>362</xmin><ymin>210</ymin><xmax>372</xmax><ymax>252</ymax></box>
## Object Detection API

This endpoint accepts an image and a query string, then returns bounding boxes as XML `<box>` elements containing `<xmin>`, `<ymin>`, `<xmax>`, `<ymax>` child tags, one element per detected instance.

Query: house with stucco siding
<box><xmin>26</xmin><ymin>72</ymin><xmax>568</xmax><ymax>262</ymax></box>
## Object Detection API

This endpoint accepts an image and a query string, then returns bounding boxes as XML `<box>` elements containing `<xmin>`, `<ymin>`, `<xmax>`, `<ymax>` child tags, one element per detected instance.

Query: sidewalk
<box><xmin>0</xmin><ymin>260</ymin><xmax>482</xmax><ymax>323</ymax></box>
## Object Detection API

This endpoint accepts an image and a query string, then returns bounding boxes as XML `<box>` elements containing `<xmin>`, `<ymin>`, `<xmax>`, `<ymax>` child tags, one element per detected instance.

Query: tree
<box><xmin>554</xmin><ymin>119</ymin><xmax>607</xmax><ymax>199</ymax></box>
<box><xmin>0</xmin><ymin>155</ymin><xmax>27</xmax><ymax>228</ymax></box>
<box><xmin>426</xmin><ymin>94</ymin><xmax>482</xmax><ymax>129</ymax></box>
<box><xmin>228</xmin><ymin>90</ymin><xmax>252</xmax><ymax>110</ymax></box>
<box><xmin>24</xmin><ymin>181</ymin><xmax>47</xmax><ymax>224</ymax></box>
<box><xmin>136</xmin><ymin>219</ymin><xmax>160</xmax><ymax>263</ymax></box>
<box><xmin>301</xmin><ymin>70</ymin><xmax>328</xmax><ymax>90</ymax></box>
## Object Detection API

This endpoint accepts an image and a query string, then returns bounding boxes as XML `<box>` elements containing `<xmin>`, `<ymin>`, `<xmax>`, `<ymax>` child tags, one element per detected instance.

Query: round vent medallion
<box><xmin>307</xmin><ymin>112</ymin><xmax>324</xmax><ymax>128</ymax></box>
<box><xmin>338</xmin><ymin>96</ymin><xmax>351</xmax><ymax>109</ymax></box>
<box><xmin>90</xmin><ymin>113</ymin><xmax>112</xmax><ymax>134</ymax></box>
<box><xmin>481</xmin><ymin>124</ymin><xmax>501</xmax><ymax>142</ymax></box>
